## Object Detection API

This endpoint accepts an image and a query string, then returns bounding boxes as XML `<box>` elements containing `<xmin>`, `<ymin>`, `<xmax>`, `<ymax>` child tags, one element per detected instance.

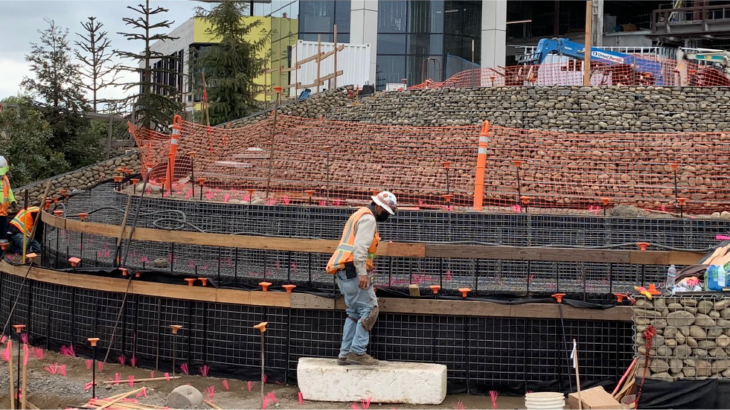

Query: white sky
<box><xmin>0</xmin><ymin>1</ymin><xmax>206</xmax><ymax>105</ymax></box>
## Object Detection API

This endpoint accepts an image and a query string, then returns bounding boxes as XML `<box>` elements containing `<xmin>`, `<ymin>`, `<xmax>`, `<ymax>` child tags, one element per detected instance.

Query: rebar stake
<box><xmin>88</xmin><ymin>338</ymin><xmax>99</xmax><ymax>398</ymax></box>
<box><xmin>13</xmin><ymin>325</ymin><xmax>25</xmax><ymax>410</ymax></box>
<box><xmin>170</xmin><ymin>325</ymin><xmax>183</xmax><ymax>377</ymax></box>
<box><xmin>254</xmin><ymin>322</ymin><xmax>268</xmax><ymax>409</ymax></box>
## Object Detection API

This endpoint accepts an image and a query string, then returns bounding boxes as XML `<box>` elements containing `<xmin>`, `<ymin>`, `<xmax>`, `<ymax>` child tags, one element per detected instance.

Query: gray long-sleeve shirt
<box><xmin>352</xmin><ymin>212</ymin><xmax>377</xmax><ymax>276</ymax></box>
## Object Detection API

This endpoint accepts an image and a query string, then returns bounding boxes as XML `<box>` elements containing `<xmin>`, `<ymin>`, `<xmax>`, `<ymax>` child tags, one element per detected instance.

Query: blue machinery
<box><xmin>519</xmin><ymin>38</ymin><xmax>666</xmax><ymax>86</ymax></box>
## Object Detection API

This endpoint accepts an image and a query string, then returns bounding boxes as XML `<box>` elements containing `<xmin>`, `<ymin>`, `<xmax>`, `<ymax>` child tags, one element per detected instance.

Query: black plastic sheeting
<box><xmin>0</xmin><ymin>265</ymin><xmax>635</xmax><ymax>395</ymax></box>
<box><xmin>637</xmin><ymin>378</ymin><xmax>730</xmax><ymax>409</ymax></box>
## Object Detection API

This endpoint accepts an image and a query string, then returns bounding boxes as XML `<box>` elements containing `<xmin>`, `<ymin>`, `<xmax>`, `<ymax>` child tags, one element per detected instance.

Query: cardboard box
<box><xmin>568</xmin><ymin>386</ymin><xmax>622</xmax><ymax>409</ymax></box>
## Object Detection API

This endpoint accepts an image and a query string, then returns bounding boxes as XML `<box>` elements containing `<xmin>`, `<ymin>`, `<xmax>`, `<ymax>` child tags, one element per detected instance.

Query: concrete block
<box><xmin>297</xmin><ymin>357</ymin><xmax>447</xmax><ymax>405</ymax></box>
<box><xmin>167</xmin><ymin>385</ymin><xmax>203</xmax><ymax>408</ymax></box>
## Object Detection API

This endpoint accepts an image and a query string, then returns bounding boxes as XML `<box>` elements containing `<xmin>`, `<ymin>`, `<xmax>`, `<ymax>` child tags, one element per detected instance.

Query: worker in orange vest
<box><xmin>326</xmin><ymin>191</ymin><xmax>398</xmax><ymax>366</ymax></box>
<box><xmin>0</xmin><ymin>156</ymin><xmax>17</xmax><ymax>244</ymax></box>
<box><xmin>9</xmin><ymin>206</ymin><xmax>41</xmax><ymax>255</ymax></box>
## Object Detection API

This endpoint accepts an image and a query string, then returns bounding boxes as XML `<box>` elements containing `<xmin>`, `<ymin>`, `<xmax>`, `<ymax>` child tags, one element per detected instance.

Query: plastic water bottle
<box><xmin>666</xmin><ymin>265</ymin><xmax>677</xmax><ymax>292</ymax></box>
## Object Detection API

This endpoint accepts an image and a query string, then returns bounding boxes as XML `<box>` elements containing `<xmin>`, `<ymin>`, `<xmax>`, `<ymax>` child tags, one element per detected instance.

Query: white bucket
<box><xmin>525</xmin><ymin>392</ymin><xmax>566</xmax><ymax>410</ymax></box>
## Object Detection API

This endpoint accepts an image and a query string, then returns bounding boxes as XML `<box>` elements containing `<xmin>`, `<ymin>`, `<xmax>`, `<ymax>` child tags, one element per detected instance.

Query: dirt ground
<box><xmin>0</xmin><ymin>347</ymin><xmax>530</xmax><ymax>409</ymax></box>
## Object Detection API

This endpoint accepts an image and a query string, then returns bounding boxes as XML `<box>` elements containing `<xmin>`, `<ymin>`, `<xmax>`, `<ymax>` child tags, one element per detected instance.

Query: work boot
<box><xmin>337</xmin><ymin>356</ymin><xmax>349</xmax><ymax>366</ymax></box>
<box><xmin>346</xmin><ymin>352</ymin><xmax>380</xmax><ymax>366</ymax></box>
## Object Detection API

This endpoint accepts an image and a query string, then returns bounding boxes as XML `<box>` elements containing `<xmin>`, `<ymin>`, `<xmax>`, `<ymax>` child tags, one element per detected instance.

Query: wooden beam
<box><xmin>265</xmin><ymin>65</ymin><xmax>301</xmax><ymax>74</ymax></box>
<box><xmin>0</xmin><ymin>261</ymin><xmax>632</xmax><ymax>322</ymax></box>
<box><xmin>40</xmin><ymin>212</ymin><xmax>703</xmax><ymax>265</ymax></box>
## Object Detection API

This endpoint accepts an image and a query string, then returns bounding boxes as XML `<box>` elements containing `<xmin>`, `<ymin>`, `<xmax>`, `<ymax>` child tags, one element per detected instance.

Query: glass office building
<box><xmin>253</xmin><ymin>0</ymin><xmax>483</xmax><ymax>90</ymax></box>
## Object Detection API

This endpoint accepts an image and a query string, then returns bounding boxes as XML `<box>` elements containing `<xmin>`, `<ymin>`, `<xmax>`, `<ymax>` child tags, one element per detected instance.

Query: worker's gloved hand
<box><xmin>10</xmin><ymin>201</ymin><xmax>17</xmax><ymax>212</ymax></box>
<box><xmin>358</xmin><ymin>275</ymin><xmax>369</xmax><ymax>289</ymax></box>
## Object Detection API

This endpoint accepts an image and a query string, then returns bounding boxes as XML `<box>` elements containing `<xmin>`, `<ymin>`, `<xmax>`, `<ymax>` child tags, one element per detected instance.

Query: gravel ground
<box><xmin>0</xmin><ymin>347</ymin><xmax>530</xmax><ymax>409</ymax></box>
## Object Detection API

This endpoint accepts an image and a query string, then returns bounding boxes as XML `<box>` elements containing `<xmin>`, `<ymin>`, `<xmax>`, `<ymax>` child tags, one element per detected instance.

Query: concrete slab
<box><xmin>297</xmin><ymin>357</ymin><xmax>447</xmax><ymax>405</ymax></box>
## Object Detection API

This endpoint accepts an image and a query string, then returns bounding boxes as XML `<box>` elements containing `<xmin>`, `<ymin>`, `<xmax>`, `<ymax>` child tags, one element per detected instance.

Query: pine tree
<box><xmin>21</xmin><ymin>19</ymin><xmax>96</xmax><ymax>168</ymax></box>
<box><xmin>192</xmin><ymin>1</ymin><xmax>270</xmax><ymax>124</ymax></box>
<box><xmin>116</xmin><ymin>1</ymin><xmax>182</xmax><ymax>130</ymax></box>
<box><xmin>75</xmin><ymin>17</ymin><xmax>120</xmax><ymax>112</ymax></box>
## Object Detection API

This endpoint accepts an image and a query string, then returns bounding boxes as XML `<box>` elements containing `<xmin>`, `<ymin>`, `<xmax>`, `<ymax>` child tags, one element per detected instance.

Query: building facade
<box><xmin>252</xmin><ymin>0</ymin><xmax>506</xmax><ymax>90</ymax></box>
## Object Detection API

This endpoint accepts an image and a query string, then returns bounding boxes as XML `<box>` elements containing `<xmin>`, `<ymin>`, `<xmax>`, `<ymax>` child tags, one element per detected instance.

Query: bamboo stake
<box><xmin>205</xmin><ymin>400</ymin><xmax>223</xmax><ymax>410</ymax></box>
<box><xmin>97</xmin><ymin>388</ymin><xmax>144</xmax><ymax>410</ymax></box>
<box><xmin>8</xmin><ymin>340</ymin><xmax>14</xmax><ymax>410</ymax></box>
<box><xmin>21</xmin><ymin>346</ymin><xmax>27</xmax><ymax>410</ymax></box>
<box><xmin>102</xmin><ymin>376</ymin><xmax>181</xmax><ymax>384</ymax></box>
<box><xmin>573</xmin><ymin>339</ymin><xmax>583</xmax><ymax>410</ymax></box>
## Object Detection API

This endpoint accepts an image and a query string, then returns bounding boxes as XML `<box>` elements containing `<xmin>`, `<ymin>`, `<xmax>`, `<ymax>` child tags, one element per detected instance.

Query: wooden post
<box><xmin>573</xmin><ymin>339</ymin><xmax>583</xmax><ymax>410</ymax></box>
<box><xmin>316</xmin><ymin>34</ymin><xmax>321</xmax><ymax>94</ymax></box>
<box><xmin>293</xmin><ymin>45</ymin><xmax>298</xmax><ymax>98</ymax></box>
<box><xmin>333</xmin><ymin>24</ymin><xmax>338</xmax><ymax>89</ymax></box>
<box><xmin>584</xmin><ymin>0</ymin><xmax>593</xmax><ymax>86</ymax></box>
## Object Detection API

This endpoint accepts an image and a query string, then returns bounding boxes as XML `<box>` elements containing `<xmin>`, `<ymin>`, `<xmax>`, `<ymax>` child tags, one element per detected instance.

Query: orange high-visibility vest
<box><xmin>10</xmin><ymin>207</ymin><xmax>40</xmax><ymax>237</ymax></box>
<box><xmin>326</xmin><ymin>207</ymin><xmax>380</xmax><ymax>275</ymax></box>
<box><xmin>0</xmin><ymin>175</ymin><xmax>13</xmax><ymax>216</ymax></box>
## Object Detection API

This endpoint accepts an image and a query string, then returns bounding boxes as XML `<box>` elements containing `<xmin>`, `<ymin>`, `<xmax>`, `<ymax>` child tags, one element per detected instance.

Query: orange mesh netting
<box><xmin>131</xmin><ymin>116</ymin><xmax>730</xmax><ymax>213</ymax></box>
<box><xmin>410</xmin><ymin>59</ymin><xmax>730</xmax><ymax>89</ymax></box>
<box><xmin>130</xmin><ymin>115</ymin><xmax>479</xmax><ymax>207</ymax></box>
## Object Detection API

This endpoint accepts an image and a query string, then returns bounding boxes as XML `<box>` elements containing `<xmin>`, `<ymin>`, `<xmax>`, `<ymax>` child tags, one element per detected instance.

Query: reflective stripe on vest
<box><xmin>0</xmin><ymin>176</ymin><xmax>9</xmax><ymax>205</ymax></box>
<box><xmin>326</xmin><ymin>207</ymin><xmax>379</xmax><ymax>274</ymax></box>
<box><xmin>10</xmin><ymin>207</ymin><xmax>39</xmax><ymax>237</ymax></box>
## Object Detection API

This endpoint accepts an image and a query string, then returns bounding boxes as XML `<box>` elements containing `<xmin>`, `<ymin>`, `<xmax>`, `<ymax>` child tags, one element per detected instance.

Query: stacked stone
<box><xmin>326</xmin><ymin>86</ymin><xmax>730</xmax><ymax>133</ymax></box>
<box><xmin>14</xmin><ymin>152</ymin><xmax>141</xmax><ymax>207</ymax></box>
<box><xmin>634</xmin><ymin>296</ymin><xmax>730</xmax><ymax>382</ymax></box>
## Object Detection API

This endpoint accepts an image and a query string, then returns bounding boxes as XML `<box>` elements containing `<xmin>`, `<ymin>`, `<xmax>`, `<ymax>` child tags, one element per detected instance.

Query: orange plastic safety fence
<box><xmin>131</xmin><ymin>116</ymin><xmax>730</xmax><ymax>214</ymax></box>
<box><xmin>131</xmin><ymin>115</ymin><xmax>479</xmax><ymax>208</ymax></box>
<box><xmin>484</xmin><ymin>125</ymin><xmax>730</xmax><ymax>213</ymax></box>
<box><xmin>410</xmin><ymin>58</ymin><xmax>730</xmax><ymax>89</ymax></box>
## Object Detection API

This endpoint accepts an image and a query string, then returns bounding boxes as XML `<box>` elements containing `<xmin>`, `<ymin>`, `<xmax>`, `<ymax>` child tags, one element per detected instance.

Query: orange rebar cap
<box><xmin>259</xmin><ymin>282</ymin><xmax>272</xmax><ymax>292</ymax></box>
<box><xmin>78</xmin><ymin>213</ymin><xmax>88</xmax><ymax>222</ymax></box>
<box><xmin>253</xmin><ymin>322</ymin><xmax>268</xmax><ymax>333</ymax></box>
<box><xmin>88</xmin><ymin>338</ymin><xmax>100</xmax><ymax>347</ymax></box>
<box><xmin>184</xmin><ymin>278</ymin><xmax>196</xmax><ymax>286</ymax></box>
<box><xmin>198</xmin><ymin>278</ymin><xmax>208</xmax><ymax>287</ymax></box>
<box><xmin>430</xmin><ymin>285</ymin><xmax>441</xmax><ymax>295</ymax></box>
<box><xmin>170</xmin><ymin>325</ymin><xmax>183</xmax><ymax>335</ymax></box>
<box><xmin>68</xmin><ymin>257</ymin><xmax>81</xmax><ymax>267</ymax></box>
<box><xmin>282</xmin><ymin>284</ymin><xmax>296</xmax><ymax>294</ymax></box>
<box><xmin>458</xmin><ymin>288</ymin><xmax>471</xmax><ymax>298</ymax></box>
<box><xmin>552</xmin><ymin>293</ymin><xmax>566</xmax><ymax>304</ymax></box>
<box><xmin>12</xmin><ymin>324</ymin><xmax>25</xmax><ymax>333</ymax></box>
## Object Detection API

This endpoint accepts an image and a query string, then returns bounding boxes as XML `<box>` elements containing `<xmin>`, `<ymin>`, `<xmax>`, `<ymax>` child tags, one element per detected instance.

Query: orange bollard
<box><xmin>164</xmin><ymin>115</ymin><xmax>183</xmax><ymax>191</ymax></box>
<box><xmin>473</xmin><ymin>121</ymin><xmax>490</xmax><ymax>211</ymax></box>
<box><xmin>259</xmin><ymin>282</ymin><xmax>272</xmax><ymax>292</ymax></box>
<box><xmin>282</xmin><ymin>284</ymin><xmax>296</xmax><ymax>294</ymax></box>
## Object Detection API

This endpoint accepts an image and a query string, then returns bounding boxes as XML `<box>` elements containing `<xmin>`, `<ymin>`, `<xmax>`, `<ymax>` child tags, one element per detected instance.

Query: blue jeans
<box><xmin>337</xmin><ymin>271</ymin><xmax>377</xmax><ymax>357</ymax></box>
<box><xmin>9</xmin><ymin>233</ymin><xmax>41</xmax><ymax>255</ymax></box>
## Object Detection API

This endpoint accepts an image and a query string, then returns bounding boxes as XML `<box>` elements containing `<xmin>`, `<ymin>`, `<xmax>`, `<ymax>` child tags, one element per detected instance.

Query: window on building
<box><xmin>408</xmin><ymin>33</ymin><xmax>443</xmax><ymax>55</ymax></box>
<box><xmin>300</xmin><ymin>0</ymin><xmax>335</xmax><ymax>32</ymax></box>
<box><xmin>409</xmin><ymin>0</ymin><xmax>444</xmax><ymax>33</ymax></box>
<box><xmin>378</xmin><ymin>0</ymin><xmax>408</xmax><ymax>33</ymax></box>
<box><xmin>376</xmin><ymin>55</ymin><xmax>406</xmax><ymax>89</ymax></box>
<box><xmin>378</xmin><ymin>34</ymin><xmax>407</xmax><ymax>54</ymax></box>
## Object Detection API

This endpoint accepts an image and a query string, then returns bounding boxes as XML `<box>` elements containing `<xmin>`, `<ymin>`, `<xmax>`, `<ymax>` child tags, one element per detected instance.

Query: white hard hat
<box><xmin>0</xmin><ymin>156</ymin><xmax>8</xmax><ymax>176</ymax></box>
<box><xmin>371</xmin><ymin>191</ymin><xmax>397</xmax><ymax>215</ymax></box>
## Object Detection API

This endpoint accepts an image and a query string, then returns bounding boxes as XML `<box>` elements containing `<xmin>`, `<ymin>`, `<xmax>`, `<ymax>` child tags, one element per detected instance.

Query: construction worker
<box><xmin>9</xmin><ymin>207</ymin><xmax>41</xmax><ymax>255</ymax></box>
<box><xmin>326</xmin><ymin>191</ymin><xmax>398</xmax><ymax>366</ymax></box>
<box><xmin>0</xmin><ymin>156</ymin><xmax>16</xmax><ymax>243</ymax></box>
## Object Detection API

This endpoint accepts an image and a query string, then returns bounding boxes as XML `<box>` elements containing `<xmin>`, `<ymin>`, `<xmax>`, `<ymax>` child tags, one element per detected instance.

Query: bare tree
<box><xmin>75</xmin><ymin>17</ymin><xmax>120</xmax><ymax>111</ymax></box>
<box><xmin>116</xmin><ymin>1</ymin><xmax>182</xmax><ymax>130</ymax></box>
